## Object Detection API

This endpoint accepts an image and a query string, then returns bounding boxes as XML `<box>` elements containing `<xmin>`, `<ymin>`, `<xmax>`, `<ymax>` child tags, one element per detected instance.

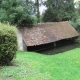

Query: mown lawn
<box><xmin>0</xmin><ymin>48</ymin><xmax>80</xmax><ymax>80</ymax></box>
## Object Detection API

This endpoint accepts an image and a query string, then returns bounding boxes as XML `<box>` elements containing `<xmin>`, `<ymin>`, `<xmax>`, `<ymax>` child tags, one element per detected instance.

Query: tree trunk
<box><xmin>36</xmin><ymin>0</ymin><xmax>40</xmax><ymax>23</ymax></box>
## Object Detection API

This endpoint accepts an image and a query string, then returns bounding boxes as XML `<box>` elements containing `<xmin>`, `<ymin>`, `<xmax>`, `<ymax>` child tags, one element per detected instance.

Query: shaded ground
<box><xmin>38</xmin><ymin>42</ymin><xmax>80</xmax><ymax>54</ymax></box>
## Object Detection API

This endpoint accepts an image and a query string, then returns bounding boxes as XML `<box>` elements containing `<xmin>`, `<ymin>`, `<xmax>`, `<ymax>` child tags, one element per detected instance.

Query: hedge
<box><xmin>0</xmin><ymin>22</ymin><xmax>17</xmax><ymax>65</ymax></box>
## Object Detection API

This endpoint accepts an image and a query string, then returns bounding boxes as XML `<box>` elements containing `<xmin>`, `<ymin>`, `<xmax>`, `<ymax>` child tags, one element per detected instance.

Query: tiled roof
<box><xmin>19</xmin><ymin>21</ymin><xmax>79</xmax><ymax>46</ymax></box>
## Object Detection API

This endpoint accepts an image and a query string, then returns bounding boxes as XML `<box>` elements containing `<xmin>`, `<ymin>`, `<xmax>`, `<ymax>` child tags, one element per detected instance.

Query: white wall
<box><xmin>17</xmin><ymin>29</ymin><xmax>23</xmax><ymax>51</ymax></box>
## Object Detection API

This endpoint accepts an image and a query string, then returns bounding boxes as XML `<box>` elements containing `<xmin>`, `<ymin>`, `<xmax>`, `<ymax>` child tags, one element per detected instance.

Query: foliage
<box><xmin>69</xmin><ymin>15</ymin><xmax>80</xmax><ymax>32</ymax></box>
<box><xmin>69</xmin><ymin>1</ymin><xmax>80</xmax><ymax>32</ymax></box>
<box><xmin>0</xmin><ymin>22</ymin><xmax>17</xmax><ymax>65</ymax></box>
<box><xmin>35</xmin><ymin>0</ymin><xmax>40</xmax><ymax>23</ymax></box>
<box><xmin>0</xmin><ymin>48</ymin><xmax>80</xmax><ymax>79</ymax></box>
<box><xmin>75</xmin><ymin>37</ymin><xmax>80</xmax><ymax>44</ymax></box>
<box><xmin>43</xmin><ymin>0</ymin><xmax>77</xmax><ymax>22</ymax></box>
<box><xmin>35</xmin><ymin>0</ymin><xmax>45</xmax><ymax>23</ymax></box>
<box><xmin>0</xmin><ymin>0</ymin><xmax>35</xmax><ymax>25</ymax></box>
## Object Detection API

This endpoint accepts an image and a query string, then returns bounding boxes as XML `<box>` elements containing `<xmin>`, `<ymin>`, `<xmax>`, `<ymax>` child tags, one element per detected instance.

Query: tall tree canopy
<box><xmin>35</xmin><ymin>0</ymin><xmax>40</xmax><ymax>23</ymax></box>
<box><xmin>35</xmin><ymin>0</ymin><xmax>44</xmax><ymax>23</ymax></box>
<box><xmin>43</xmin><ymin>0</ymin><xmax>77</xmax><ymax>22</ymax></box>
<box><xmin>0</xmin><ymin>0</ymin><xmax>35</xmax><ymax>25</ymax></box>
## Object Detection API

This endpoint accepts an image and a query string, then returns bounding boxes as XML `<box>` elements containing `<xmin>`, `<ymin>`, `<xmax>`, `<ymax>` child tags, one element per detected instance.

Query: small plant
<box><xmin>0</xmin><ymin>22</ymin><xmax>17</xmax><ymax>65</ymax></box>
<box><xmin>75</xmin><ymin>36</ymin><xmax>80</xmax><ymax>43</ymax></box>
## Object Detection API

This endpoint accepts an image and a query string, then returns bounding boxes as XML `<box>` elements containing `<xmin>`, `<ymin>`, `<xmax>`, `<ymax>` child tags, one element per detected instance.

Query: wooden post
<box><xmin>54</xmin><ymin>42</ymin><xmax>56</xmax><ymax>47</ymax></box>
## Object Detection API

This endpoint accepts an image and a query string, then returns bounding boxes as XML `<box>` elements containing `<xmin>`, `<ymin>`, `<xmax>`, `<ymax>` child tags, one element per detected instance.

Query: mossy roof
<box><xmin>19</xmin><ymin>21</ymin><xmax>79</xmax><ymax>46</ymax></box>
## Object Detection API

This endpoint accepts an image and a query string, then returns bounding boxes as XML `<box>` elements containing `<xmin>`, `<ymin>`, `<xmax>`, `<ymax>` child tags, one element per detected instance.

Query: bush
<box><xmin>0</xmin><ymin>22</ymin><xmax>17</xmax><ymax>65</ymax></box>
<box><xmin>69</xmin><ymin>14</ymin><xmax>80</xmax><ymax>32</ymax></box>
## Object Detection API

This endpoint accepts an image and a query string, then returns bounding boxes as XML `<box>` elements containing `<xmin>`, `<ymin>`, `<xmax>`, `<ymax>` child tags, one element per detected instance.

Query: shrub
<box><xmin>0</xmin><ymin>22</ymin><xmax>17</xmax><ymax>65</ymax></box>
<box><xmin>69</xmin><ymin>14</ymin><xmax>80</xmax><ymax>32</ymax></box>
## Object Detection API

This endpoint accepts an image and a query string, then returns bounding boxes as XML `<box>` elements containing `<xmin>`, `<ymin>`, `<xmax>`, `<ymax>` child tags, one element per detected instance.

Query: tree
<box><xmin>76</xmin><ymin>1</ymin><xmax>80</xmax><ymax>15</ymax></box>
<box><xmin>69</xmin><ymin>1</ymin><xmax>80</xmax><ymax>32</ymax></box>
<box><xmin>35</xmin><ymin>0</ymin><xmax>44</xmax><ymax>23</ymax></box>
<box><xmin>35</xmin><ymin>0</ymin><xmax>40</xmax><ymax>23</ymax></box>
<box><xmin>0</xmin><ymin>0</ymin><xmax>35</xmax><ymax>25</ymax></box>
<box><xmin>43</xmin><ymin>0</ymin><xmax>77</xmax><ymax>22</ymax></box>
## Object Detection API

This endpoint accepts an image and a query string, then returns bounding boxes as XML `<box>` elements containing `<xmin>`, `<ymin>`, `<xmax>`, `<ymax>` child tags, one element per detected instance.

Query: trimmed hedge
<box><xmin>0</xmin><ymin>22</ymin><xmax>17</xmax><ymax>65</ymax></box>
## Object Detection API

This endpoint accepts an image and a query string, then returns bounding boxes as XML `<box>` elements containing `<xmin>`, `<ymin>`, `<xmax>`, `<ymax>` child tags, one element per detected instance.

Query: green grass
<box><xmin>0</xmin><ymin>48</ymin><xmax>80</xmax><ymax>80</ymax></box>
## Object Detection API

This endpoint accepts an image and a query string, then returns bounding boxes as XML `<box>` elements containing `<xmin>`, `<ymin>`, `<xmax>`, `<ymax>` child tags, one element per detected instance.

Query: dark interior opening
<box><xmin>27</xmin><ymin>38</ymin><xmax>75</xmax><ymax>51</ymax></box>
<box><xmin>27</xmin><ymin>42</ymin><xmax>54</xmax><ymax>51</ymax></box>
<box><xmin>56</xmin><ymin>38</ymin><xmax>73</xmax><ymax>47</ymax></box>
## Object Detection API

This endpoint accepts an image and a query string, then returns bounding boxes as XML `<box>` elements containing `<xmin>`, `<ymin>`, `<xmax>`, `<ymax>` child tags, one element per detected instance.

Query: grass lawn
<box><xmin>0</xmin><ymin>48</ymin><xmax>80</xmax><ymax>80</ymax></box>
